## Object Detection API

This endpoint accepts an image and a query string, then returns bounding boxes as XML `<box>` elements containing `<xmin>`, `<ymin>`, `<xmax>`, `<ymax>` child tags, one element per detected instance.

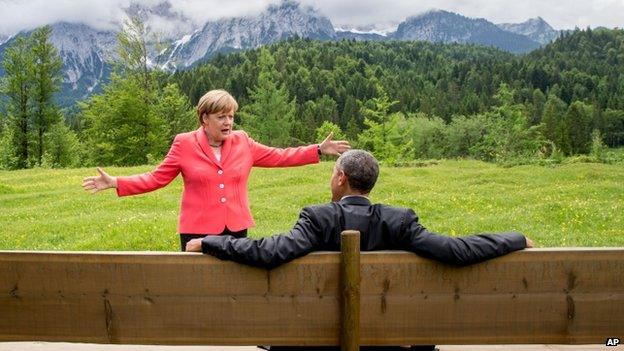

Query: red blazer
<box><xmin>116</xmin><ymin>127</ymin><xmax>319</xmax><ymax>234</ymax></box>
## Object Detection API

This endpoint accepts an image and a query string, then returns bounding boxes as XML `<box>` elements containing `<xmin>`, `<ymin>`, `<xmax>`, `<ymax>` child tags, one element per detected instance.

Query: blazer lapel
<box><xmin>195</xmin><ymin>127</ymin><xmax>220</xmax><ymax>166</ymax></box>
<box><xmin>220</xmin><ymin>132</ymin><xmax>233</xmax><ymax>164</ymax></box>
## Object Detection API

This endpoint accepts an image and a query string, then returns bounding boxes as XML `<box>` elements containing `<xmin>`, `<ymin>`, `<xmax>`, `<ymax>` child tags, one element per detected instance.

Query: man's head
<box><xmin>330</xmin><ymin>149</ymin><xmax>379</xmax><ymax>201</ymax></box>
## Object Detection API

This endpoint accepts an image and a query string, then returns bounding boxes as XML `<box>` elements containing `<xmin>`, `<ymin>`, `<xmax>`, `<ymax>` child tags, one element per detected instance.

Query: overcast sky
<box><xmin>0</xmin><ymin>0</ymin><xmax>622</xmax><ymax>37</ymax></box>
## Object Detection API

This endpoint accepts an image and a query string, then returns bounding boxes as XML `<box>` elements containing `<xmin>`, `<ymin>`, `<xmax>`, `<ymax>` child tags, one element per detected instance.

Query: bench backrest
<box><xmin>1</xmin><ymin>248</ymin><xmax>623</xmax><ymax>345</ymax></box>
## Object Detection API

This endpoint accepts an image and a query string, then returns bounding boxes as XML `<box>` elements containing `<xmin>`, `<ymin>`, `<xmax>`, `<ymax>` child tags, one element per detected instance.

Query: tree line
<box><xmin>0</xmin><ymin>20</ymin><xmax>194</xmax><ymax>169</ymax></box>
<box><xmin>172</xmin><ymin>29</ymin><xmax>624</xmax><ymax>164</ymax></box>
<box><xmin>1</xmin><ymin>25</ymin><xmax>623</xmax><ymax>170</ymax></box>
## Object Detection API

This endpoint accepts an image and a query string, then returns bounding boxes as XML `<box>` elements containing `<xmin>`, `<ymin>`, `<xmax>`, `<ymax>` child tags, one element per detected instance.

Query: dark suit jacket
<box><xmin>201</xmin><ymin>196</ymin><xmax>527</xmax><ymax>268</ymax></box>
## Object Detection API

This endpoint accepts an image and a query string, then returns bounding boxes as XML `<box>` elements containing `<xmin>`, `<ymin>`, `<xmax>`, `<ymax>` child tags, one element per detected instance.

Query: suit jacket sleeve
<box><xmin>200</xmin><ymin>207</ymin><xmax>322</xmax><ymax>269</ymax></box>
<box><xmin>116</xmin><ymin>135</ymin><xmax>182</xmax><ymax>196</ymax></box>
<box><xmin>399</xmin><ymin>209</ymin><xmax>527</xmax><ymax>266</ymax></box>
<box><xmin>248</xmin><ymin>134</ymin><xmax>319</xmax><ymax>167</ymax></box>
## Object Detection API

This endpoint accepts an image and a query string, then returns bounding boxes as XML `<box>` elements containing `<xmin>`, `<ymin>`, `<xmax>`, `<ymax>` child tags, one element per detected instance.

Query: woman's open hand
<box><xmin>82</xmin><ymin>167</ymin><xmax>117</xmax><ymax>194</ymax></box>
<box><xmin>319</xmin><ymin>132</ymin><xmax>351</xmax><ymax>156</ymax></box>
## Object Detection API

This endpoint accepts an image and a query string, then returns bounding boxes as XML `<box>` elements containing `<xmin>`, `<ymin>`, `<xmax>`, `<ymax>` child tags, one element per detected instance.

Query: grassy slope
<box><xmin>0</xmin><ymin>160</ymin><xmax>622</xmax><ymax>251</ymax></box>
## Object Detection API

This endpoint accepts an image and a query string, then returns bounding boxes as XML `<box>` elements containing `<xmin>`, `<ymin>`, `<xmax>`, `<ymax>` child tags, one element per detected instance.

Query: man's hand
<box><xmin>319</xmin><ymin>132</ymin><xmax>351</xmax><ymax>156</ymax></box>
<box><xmin>185</xmin><ymin>238</ymin><xmax>203</xmax><ymax>252</ymax></box>
<box><xmin>525</xmin><ymin>237</ymin><xmax>535</xmax><ymax>248</ymax></box>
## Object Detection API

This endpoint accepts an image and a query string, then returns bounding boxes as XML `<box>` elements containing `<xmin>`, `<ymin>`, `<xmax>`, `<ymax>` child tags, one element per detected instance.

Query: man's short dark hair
<box><xmin>336</xmin><ymin>150</ymin><xmax>379</xmax><ymax>193</ymax></box>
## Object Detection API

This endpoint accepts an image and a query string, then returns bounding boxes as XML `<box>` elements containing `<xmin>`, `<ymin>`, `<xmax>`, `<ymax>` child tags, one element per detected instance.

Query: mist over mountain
<box><xmin>0</xmin><ymin>22</ymin><xmax>116</xmax><ymax>106</ymax></box>
<box><xmin>157</xmin><ymin>0</ymin><xmax>334</xmax><ymax>70</ymax></box>
<box><xmin>0</xmin><ymin>1</ymin><xmax>568</xmax><ymax>107</ymax></box>
<box><xmin>123</xmin><ymin>1</ymin><xmax>198</xmax><ymax>41</ymax></box>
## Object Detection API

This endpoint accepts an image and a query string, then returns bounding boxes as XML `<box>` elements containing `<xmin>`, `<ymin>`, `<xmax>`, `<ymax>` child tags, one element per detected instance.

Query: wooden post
<box><xmin>340</xmin><ymin>230</ymin><xmax>361</xmax><ymax>351</ymax></box>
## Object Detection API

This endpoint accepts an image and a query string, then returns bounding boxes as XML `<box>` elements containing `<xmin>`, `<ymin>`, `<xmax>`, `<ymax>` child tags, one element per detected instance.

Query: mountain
<box><xmin>0</xmin><ymin>1</ymin><xmax>199</xmax><ymax>107</ymax></box>
<box><xmin>0</xmin><ymin>0</ymin><xmax>338</xmax><ymax>106</ymax></box>
<box><xmin>392</xmin><ymin>10</ymin><xmax>541</xmax><ymax>53</ymax></box>
<box><xmin>335</xmin><ymin>30</ymin><xmax>387</xmax><ymax>41</ymax></box>
<box><xmin>334</xmin><ymin>14</ymin><xmax>559</xmax><ymax>48</ymax></box>
<box><xmin>156</xmin><ymin>0</ymin><xmax>334</xmax><ymax>70</ymax></box>
<box><xmin>0</xmin><ymin>2</ymin><xmax>568</xmax><ymax>108</ymax></box>
<box><xmin>334</xmin><ymin>25</ymin><xmax>390</xmax><ymax>41</ymax></box>
<box><xmin>497</xmin><ymin>17</ymin><xmax>560</xmax><ymax>45</ymax></box>
<box><xmin>48</xmin><ymin>23</ymin><xmax>117</xmax><ymax>105</ymax></box>
<box><xmin>124</xmin><ymin>1</ymin><xmax>197</xmax><ymax>41</ymax></box>
<box><xmin>0</xmin><ymin>22</ymin><xmax>117</xmax><ymax>107</ymax></box>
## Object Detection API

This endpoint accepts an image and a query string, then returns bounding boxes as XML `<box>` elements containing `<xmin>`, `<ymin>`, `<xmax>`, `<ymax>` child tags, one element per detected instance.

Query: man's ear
<box><xmin>337</xmin><ymin>170</ymin><xmax>347</xmax><ymax>186</ymax></box>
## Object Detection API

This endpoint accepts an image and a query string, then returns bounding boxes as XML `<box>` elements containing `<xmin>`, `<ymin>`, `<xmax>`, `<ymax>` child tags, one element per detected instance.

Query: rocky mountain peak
<box><xmin>497</xmin><ymin>17</ymin><xmax>559</xmax><ymax>45</ymax></box>
<box><xmin>394</xmin><ymin>10</ymin><xmax>541</xmax><ymax>53</ymax></box>
<box><xmin>157</xmin><ymin>0</ymin><xmax>334</xmax><ymax>70</ymax></box>
<box><xmin>0</xmin><ymin>1</ymin><xmax>566</xmax><ymax>108</ymax></box>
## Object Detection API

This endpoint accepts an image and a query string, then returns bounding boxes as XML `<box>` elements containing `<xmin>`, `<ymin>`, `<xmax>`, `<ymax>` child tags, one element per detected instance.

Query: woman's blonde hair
<box><xmin>196</xmin><ymin>89</ymin><xmax>239</xmax><ymax>125</ymax></box>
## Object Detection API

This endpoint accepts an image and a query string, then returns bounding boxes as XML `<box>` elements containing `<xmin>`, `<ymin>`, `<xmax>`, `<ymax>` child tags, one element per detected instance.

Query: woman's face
<box><xmin>202</xmin><ymin>109</ymin><xmax>234</xmax><ymax>143</ymax></box>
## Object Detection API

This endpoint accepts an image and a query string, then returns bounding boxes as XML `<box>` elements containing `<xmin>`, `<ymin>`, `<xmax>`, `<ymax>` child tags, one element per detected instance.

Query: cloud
<box><xmin>0</xmin><ymin>0</ymin><xmax>280</xmax><ymax>36</ymax></box>
<box><xmin>300</xmin><ymin>0</ymin><xmax>623</xmax><ymax>30</ymax></box>
<box><xmin>170</xmin><ymin>0</ymin><xmax>278</xmax><ymax>24</ymax></box>
<box><xmin>0</xmin><ymin>0</ymin><xmax>131</xmax><ymax>35</ymax></box>
<box><xmin>0</xmin><ymin>0</ymin><xmax>621</xmax><ymax>37</ymax></box>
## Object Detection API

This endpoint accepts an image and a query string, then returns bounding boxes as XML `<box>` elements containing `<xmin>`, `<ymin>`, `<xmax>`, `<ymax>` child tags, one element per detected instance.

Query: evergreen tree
<box><xmin>361</xmin><ymin>85</ymin><xmax>399</xmax><ymax>144</ymax></box>
<box><xmin>238</xmin><ymin>49</ymin><xmax>296</xmax><ymax>147</ymax></box>
<box><xmin>315</xmin><ymin>95</ymin><xmax>339</xmax><ymax>125</ymax></box>
<box><xmin>565</xmin><ymin>101</ymin><xmax>593</xmax><ymax>154</ymax></box>
<box><xmin>80</xmin><ymin>18</ymin><xmax>174</xmax><ymax>166</ymax></box>
<box><xmin>172</xmin><ymin>30</ymin><xmax>624</xmax><ymax>152</ymax></box>
<box><xmin>289</xmin><ymin>67</ymin><xmax>313</xmax><ymax>103</ymax></box>
<box><xmin>31</xmin><ymin>26</ymin><xmax>63</xmax><ymax>166</ymax></box>
<box><xmin>1</xmin><ymin>36</ymin><xmax>34</xmax><ymax>169</ymax></box>
<box><xmin>541</xmin><ymin>94</ymin><xmax>568</xmax><ymax>151</ymax></box>
<box><xmin>601</xmin><ymin>109</ymin><xmax>624</xmax><ymax>147</ymax></box>
<box><xmin>357</xmin><ymin>112</ymin><xmax>413</xmax><ymax>165</ymax></box>
<box><xmin>530</xmin><ymin>88</ymin><xmax>546</xmax><ymax>125</ymax></box>
<box><xmin>292</xmin><ymin>100</ymin><xmax>317</xmax><ymax>144</ymax></box>
<box><xmin>342</xmin><ymin>96</ymin><xmax>360</xmax><ymax>138</ymax></box>
<box><xmin>154</xmin><ymin>83</ymin><xmax>197</xmax><ymax>142</ymax></box>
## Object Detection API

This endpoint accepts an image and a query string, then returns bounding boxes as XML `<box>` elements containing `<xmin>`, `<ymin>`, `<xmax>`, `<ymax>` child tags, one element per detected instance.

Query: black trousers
<box><xmin>179</xmin><ymin>228</ymin><xmax>248</xmax><ymax>251</ymax></box>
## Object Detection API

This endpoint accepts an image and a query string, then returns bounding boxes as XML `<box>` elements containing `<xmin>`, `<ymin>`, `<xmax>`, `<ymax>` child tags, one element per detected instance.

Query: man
<box><xmin>186</xmin><ymin>149</ymin><xmax>532</xmax><ymax>266</ymax></box>
<box><xmin>186</xmin><ymin>149</ymin><xmax>533</xmax><ymax>351</ymax></box>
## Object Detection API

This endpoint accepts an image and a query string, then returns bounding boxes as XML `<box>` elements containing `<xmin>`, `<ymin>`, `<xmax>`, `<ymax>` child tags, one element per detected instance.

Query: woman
<box><xmin>82</xmin><ymin>89</ymin><xmax>350</xmax><ymax>250</ymax></box>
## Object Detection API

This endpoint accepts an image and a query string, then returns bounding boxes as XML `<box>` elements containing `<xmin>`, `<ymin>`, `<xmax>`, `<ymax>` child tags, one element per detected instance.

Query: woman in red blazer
<box><xmin>82</xmin><ymin>90</ymin><xmax>350</xmax><ymax>250</ymax></box>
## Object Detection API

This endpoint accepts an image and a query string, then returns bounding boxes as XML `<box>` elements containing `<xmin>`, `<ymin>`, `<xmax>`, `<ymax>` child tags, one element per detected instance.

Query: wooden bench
<box><xmin>1</xmin><ymin>232</ymin><xmax>623</xmax><ymax>349</ymax></box>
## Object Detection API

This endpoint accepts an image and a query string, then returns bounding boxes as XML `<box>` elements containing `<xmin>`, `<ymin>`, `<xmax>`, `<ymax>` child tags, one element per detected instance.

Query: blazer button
<box><xmin>220</xmin><ymin>197</ymin><xmax>226</xmax><ymax>203</ymax></box>
<box><xmin>219</xmin><ymin>184</ymin><xmax>225</xmax><ymax>189</ymax></box>
<box><xmin>217</xmin><ymin>170</ymin><xmax>223</xmax><ymax>175</ymax></box>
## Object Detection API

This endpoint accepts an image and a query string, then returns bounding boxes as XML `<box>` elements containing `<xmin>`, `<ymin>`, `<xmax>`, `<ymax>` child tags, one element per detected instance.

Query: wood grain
<box><xmin>0</xmin><ymin>249</ymin><xmax>622</xmax><ymax>345</ymax></box>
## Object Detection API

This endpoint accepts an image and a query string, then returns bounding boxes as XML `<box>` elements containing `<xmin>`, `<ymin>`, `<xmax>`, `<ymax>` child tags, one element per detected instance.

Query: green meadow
<box><xmin>0</xmin><ymin>160</ymin><xmax>622</xmax><ymax>251</ymax></box>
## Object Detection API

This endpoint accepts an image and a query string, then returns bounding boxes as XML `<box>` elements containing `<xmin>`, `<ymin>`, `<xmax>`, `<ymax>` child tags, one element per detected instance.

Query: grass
<box><xmin>0</xmin><ymin>160</ymin><xmax>622</xmax><ymax>251</ymax></box>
